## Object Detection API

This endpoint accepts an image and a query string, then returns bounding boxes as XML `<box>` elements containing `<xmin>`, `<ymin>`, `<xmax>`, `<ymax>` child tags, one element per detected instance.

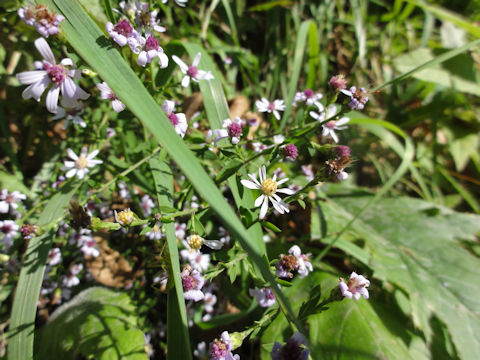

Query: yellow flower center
<box><xmin>117</xmin><ymin>209</ymin><xmax>134</xmax><ymax>225</ymax></box>
<box><xmin>261</xmin><ymin>178</ymin><xmax>277</xmax><ymax>196</ymax></box>
<box><xmin>152</xmin><ymin>224</ymin><xmax>160</xmax><ymax>232</ymax></box>
<box><xmin>188</xmin><ymin>234</ymin><xmax>204</xmax><ymax>250</ymax></box>
<box><xmin>76</xmin><ymin>156</ymin><xmax>88</xmax><ymax>169</ymax></box>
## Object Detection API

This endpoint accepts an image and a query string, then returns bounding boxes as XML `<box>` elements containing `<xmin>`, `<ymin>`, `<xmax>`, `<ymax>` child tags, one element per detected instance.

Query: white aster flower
<box><xmin>16</xmin><ymin>38</ymin><xmax>89</xmax><ymax>114</ymax></box>
<box><xmin>249</xmin><ymin>287</ymin><xmax>276</xmax><ymax>307</ymax></box>
<box><xmin>180</xmin><ymin>249</ymin><xmax>211</xmax><ymax>272</ymax></box>
<box><xmin>181</xmin><ymin>265</ymin><xmax>205</xmax><ymax>302</ymax></box>
<box><xmin>293</xmin><ymin>89</ymin><xmax>323</xmax><ymax>107</ymax></box>
<box><xmin>288</xmin><ymin>245</ymin><xmax>313</xmax><ymax>278</ymax></box>
<box><xmin>62</xmin><ymin>147</ymin><xmax>103</xmax><ymax>179</ymax></box>
<box><xmin>139</xmin><ymin>194</ymin><xmax>155</xmax><ymax>216</ymax></box>
<box><xmin>0</xmin><ymin>220</ymin><xmax>19</xmax><ymax>249</ymax></box>
<box><xmin>241</xmin><ymin>165</ymin><xmax>295</xmax><ymax>219</ymax></box>
<box><xmin>339</xmin><ymin>271</ymin><xmax>370</xmax><ymax>300</ymax></box>
<box><xmin>172</xmin><ymin>52</ymin><xmax>214</xmax><ymax>88</ymax></box>
<box><xmin>106</xmin><ymin>19</ymin><xmax>137</xmax><ymax>47</ymax></box>
<box><xmin>78</xmin><ymin>236</ymin><xmax>100</xmax><ymax>258</ymax></box>
<box><xmin>162</xmin><ymin>100</ymin><xmax>188</xmax><ymax>138</ymax></box>
<box><xmin>255</xmin><ymin>98</ymin><xmax>285</xmax><ymax>120</ymax></box>
<box><xmin>175</xmin><ymin>222</ymin><xmax>187</xmax><ymax>240</ymax></box>
<box><xmin>129</xmin><ymin>34</ymin><xmax>168</xmax><ymax>68</ymax></box>
<box><xmin>0</xmin><ymin>189</ymin><xmax>26</xmax><ymax>214</ymax></box>
<box><xmin>194</xmin><ymin>341</ymin><xmax>208</xmax><ymax>359</ymax></box>
<box><xmin>146</xmin><ymin>222</ymin><xmax>163</xmax><ymax>240</ymax></box>
<box><xmin>51</xmin><ymin>99</ymin><xmax>86</xmax><ymax>128</ymax></box>
<box><xmin>183</xmin><ymin>234</ymin><xmax>223</xmax><ymax>252</ymax></box>
<box><xmin>310</xmin><ymin>104</ymin><xmax>350</xmax><ymax>143</ymax></box>
<box><xmin>115</xmin><ymin>208</ymin><xmax>135</xmax><ymax>226</ymax></box>
<box><xmin>47</xmin><ymin>248</ymin><xmax>62</xmax><ymax>266</ymax></box>
<box><xmin>273</xmin><ymin>134</ymin><xmax>285</xmax><ymax>145</ymax></box>
<box><xmin>96</xmin><ymin>82</ymin><xmax>125</xmax><ymax>112</ymax></box>
<box><xmin>212</xmin><ymin>117</ymin><xmax>244</xmax><ymax>144</ymax></box>
<box><xmin>62</xmin><ymin>263</ymin><xmax>83</xmax><ymax>288</ymax></box>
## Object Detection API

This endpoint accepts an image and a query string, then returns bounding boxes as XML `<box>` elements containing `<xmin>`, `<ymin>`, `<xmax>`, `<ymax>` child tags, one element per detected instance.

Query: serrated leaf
<box><xmin>317</xmin><ymin>192</ymin><xmax>480</xmax><ymax>360</ymax></box>
<box><xmin>215</xmin><ymin>158</ymin><xmax>243</xmax><ymax>183</ymax></box>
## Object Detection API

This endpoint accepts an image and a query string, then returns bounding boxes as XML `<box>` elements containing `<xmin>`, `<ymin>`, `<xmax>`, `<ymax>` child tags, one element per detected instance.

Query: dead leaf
<box><xmin>182</xmin><ymin>92</ymin><xmax>203</xmax><ymax>120</ymax></box>
<box><xmin>85</xmin><ymin>229</ymin><xmax>143</xmax><ymax>288</ymax></box>
<box><xmin>228</xmin><ymin>95</ymin><xmax>249</xmax><ymax>120</ymax></box>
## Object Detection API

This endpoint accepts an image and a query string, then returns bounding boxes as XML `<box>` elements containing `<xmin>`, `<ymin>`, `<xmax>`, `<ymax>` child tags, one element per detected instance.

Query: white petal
<box><xmin>23</xmin><ymin>77</ymin><xmax>50</xmax><ymax>101</ymax></box>
<box><xmin>162</xmin><ymin>100</ymin><xmax>175</xmax><ymax>114</ymax></box>
<box><xmin>66</xmin><ymin>148</ymin><xmax>78</xmax><ymax>160</ymax></box>
<box><xmin>247</xmin><ymin>173</ymin><xmax>261</xmax><ymax>187</ymax></box>
<box><xmin>181</xmin><ymin>75</ymin><xmax>190</xmax><ymax>88</ymax></box>
<box><xmin>61</xmin><ymin>77</ymin><xmax>77</xmax><ymax>99</ymax></box>
<box><xmin>87</xmin><ymin>149</ymin><xmax>99</xmax><ymax>160</ymax></box>
<box><xmin>270</xmin><ymin>197</ymin><xmax>286</xmax><ymax>214</ymax></box>
<box><xmin>331</xmin><ymin>130</ymin><xmax>339</xmax><ymax>143</ymax></box>
<box><xmin>172</xmin><ymin>55</ymin><xmax>188</xmax><ymax>73</ymax></box>
<box><xmin>254</xmin><ymin>194</ymin><xmax>265</xmax><ymax>207</ymax></box>
<box><xmin>65</xmin><ymin>168</ymin><xmax>77</xmax><ymax>178</ymax></box>
<box><xmin>192</xmin><ymin>52</ymin><xmax>201</xmax><ymax>67</ymax></box>
<box><xmin>137</xmin><ymin>51</ymin><xmax>148</xmax><ymax>67</ymax></box>
<box><xmin>158</xmin><ymin>52</ymin><xmax>169</xmax><ymax>68</ymax></box>
<box><xmin>112</xmin><ymin>99</ymin><xmax>125</xmax><ymax>112</ymax></box>
<box><xmin>336</xmin><ymin>117</ymin><xmax>350</xmax><ymax>126</ymax></box>
<box><xmin>46</xmin><ymin>86</ymin><xmax>60</xmax><ymax>113</ymax></box>
<box><xmin>241</xmin><ymin>179</ymin><xmax>260</xmax><ymax>190</ymax></box>
<box><xmin>60</xmin><ymin>58</ymin><xmax>74</xmax><ymax>67</ymax></box>
<box><xmin>203</xmin><ymin>240</ymin><xmax>223</xmax><ymax>250</ymax></box>
<box><xmin>259</xmin><ymin>197</ymin><xmax>269</xmax><ymax>219</ymax></box>
<box><xmin>277</xmin><ymin>188</ymin><xmax>295</xmax><ymax>195</ymax></box>
<box><xmin>16</xmin><ymin>70</ymin><xmax>48</xmax><ymax>85</ymax></box>
<box><xmin>35</xmin><ymin>38</ymin><xmax>55</xmax><ymax>64</ymax></box>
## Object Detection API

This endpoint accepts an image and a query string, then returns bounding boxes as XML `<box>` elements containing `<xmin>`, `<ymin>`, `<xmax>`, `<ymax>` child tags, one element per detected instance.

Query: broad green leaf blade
<box><xmin>279</xmin><ymin>20</ymin><xmax>312</xmax><ymax>131</ymax></box>
<box><xmin>308</xmin><ymin>273</ymin><xmax>417</xmax><ymax>360</ymax></box>
<box><xmin>393</xmin><ymin>48</ymin><xmax>480</xmax><ymax>96</ymax></box>
<box><xmin>262</xmin><ymin>272</ymin><xmax>416</xmax><ymax>359</ymax></box>
<box><xmin>9</xmin><ymin>180</ymin><xmax>80</xmax><ymax>360</ymax></box>
<box><xmin>149</xmin><ymin>156</ymin><xmax>192</xmax><ymax>360</ymax></box>
<box><xmin>316</xmin><ymin>117</ymin><xmax>415</xmax><ymax>261</ymax></box>
<box><xmin>47</xmin><ymin>0</ymin><xmax>307</xmax><ymax>351</ymax></box>
<box><xmin>373</xmin><ymin>39</ymin><xmax>480</xmax><ymax>91</ymax></box>
<box><xmin>318</xmin><ymin>193</ymin><xmax>480</xmax><ymax>360</ymax></box>
<box><xmin>35</xmin><ymin>287</ymin><xmax>147</xmax><ymax>359</ymax></box>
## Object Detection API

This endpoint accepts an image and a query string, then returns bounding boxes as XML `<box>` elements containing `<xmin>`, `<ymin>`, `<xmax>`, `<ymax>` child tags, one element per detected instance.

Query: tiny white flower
<box><xmin>62</xmin><ymin>147</ymin><xmax>103</xmax><ymax>179</ymax></box>
<box><xmin>140</xmin><ymin>194</ymin><xmax>155</xmax><ymax>216</ymax></box>
<box><xmin>249</xmin><ymin>287</ymin><xmax>276</xmax><ymax>307</ymax></box>
<box><xmin>106</xmin><ymin>19</ymin><xmax>137</xmax><ymax>47</ymax></box>
<box><xmin>175</xmin><ymin>222</ymin><xmax>187</xmax><ymax>240</ymax></box>
<box><xmin>62</xmin><ymin>264</ymin><xmax>83</xmax><ymax>287</ymax></box>
<box><xmin>289</xmin><ymin>245</ymin><xmax>313</xmax><ymax>278</ymax></box>
<box><xmin>194</xmin><ymin>341</ymin><xmax>208</xmax><ymax>359</ymax></box>
<box><xmin>241</xmin><ymin>165</ymin><xmax>295</xmax><ymax>219</ymax></box>
<box><xmin>129</xmin><ymin>34</ymin><xmax>168</xmax><ymax>68</ymax></box>
<box><xmin>310</xmin><ymin>104</ymin><xmax>350</xmax><ymax>143</ymax></box>
<box><xmin>339</xmin><ymin>272</ymin><xmax>370</xmax><ymax>300</ymax></box>
<box><xmin>183</xmin><ymin>234</ymin><xmax>222</xmax><ymax>252</ymax></box>
<box><xmin>273</xmin><ymin>134</ymin><xmax>285</xmax><ymax>145</ymax></box>
<box><xmin>47</xmin><ymin>248</ymin><xmax>62</xmax><ymax>266</ymax></box>
<box><xmin>212</xmin><ymin>117</ymin><xmax>244</xmax><ymax>144</ymax></box>
<box><xmin>0</xmin><ymin>220</ymin><xmax>19</xmax><ymax>249</ymax></box>
<box><xmin>16</xmin><ymin>38</ymin><xmax>89</xmax><ymax>114</ymax></box>
<box><xmin>51</xmin><ymin>99</ymin><xmax>86</xmax><ymax>128</ymax></box>
<box><xmin>172</xmin><ymin>52</ymin><xmax>214</xmax><ymax>88</ymax></box>
<box><xmin>181</xmin><ymin>249</ymin><xmax>211</xmax><ymax>272</ymax></box>
<box><xmin>0</xmin><ymin>189</ymin><xmax>26</xmax><ymax>214</ymax></box>
<box><xmin>255</xmin><ymin>98</ymin><xmax>285</xmax><ymax>120</ymax></box>
<box><xmin>162</xmin><ymin>100</ymin><xmax>188</xmax><ymax>138</ymax></box>
<box><xmin>293</xmin><ymin>89</ymin><xmax>323</xmax><ymax>107</ymax></box>
<box><xmin>181</xmin><ymin>266</ymin><xmax>205</xmax><ymax>302</ymax></box>
<box><xmin>96</xmin><ymin>82</ymin><xmax>125</xmax><ymax>112</ymax></box>
<box><xmin>146</xmin><ymin>222</ymin><xmax>163</xmax><ymax>240</ymax></box>
<box><xmin>115</xmin><ymin>208</ymin><xmax>135</xmax><ymax>226</ymax></box>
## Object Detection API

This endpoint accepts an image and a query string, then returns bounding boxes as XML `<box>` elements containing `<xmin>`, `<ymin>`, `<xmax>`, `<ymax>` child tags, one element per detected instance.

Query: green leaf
<box><xmin>279</xmin><ymin>20</ymin><xmax>313</xmax><ymax>131</ymax></box>
<box><xmin>317</xmin><ymin>193</ymin><xmax>480</xmax><ymax>360</ymax></box>
<box><xmin>215</xmin><ymin>158</ymin><xmax>243</xmax><ymax>183</ymax></box>
<box><xmin>262</xmin><ymin>221</ymin><xmax>281</xmax><ymax>233</ymax></box>
<box><xmin>9</xmin><ymin>180</ymin><xmax>80</xmax><ymax>360</ymax></box>
<box><xmin>35</xmin><ymin>287</ymin><xmax>147</xmax><ymax>360</ymax></box>
<box><xmin>374</xmin><ymin>39</ymin><xmax>480</xmax><ymax>91</ymax></box>
<box><xmin>150</xmin><ymin>157</ymin><xmax>192</xmax><ymax>360</ymax></box>
<box><xmin>393</xmin><ymin>48</ymin><xmax>480</xmax><ymax>96</ymax></box>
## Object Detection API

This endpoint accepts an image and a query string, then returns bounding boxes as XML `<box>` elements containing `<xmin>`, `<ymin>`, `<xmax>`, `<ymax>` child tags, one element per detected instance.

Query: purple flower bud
<box><xmin>20</xmin><ymin>224</ymin><xmax>37</xmax><ymax>240</ymax></box>
<box><xmin>335</xmin><ymin>145</ymin><xmax>351</xmax><ymax>158</ymax></box>
<box><xmin>283</xmin><ymin>144</ymin><xmax>298</xmax><ymax>160</ymax></box>
<box><xmin>329</xmin><ymin>75</ymin><xmax>347</xmax><ymax>90</ymax></box>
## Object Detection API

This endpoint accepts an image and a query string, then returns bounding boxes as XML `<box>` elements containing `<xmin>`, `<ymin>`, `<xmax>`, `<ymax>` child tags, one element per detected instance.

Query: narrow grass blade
<box><xmin>279</xmin><ymin>20</ymin><xmax>312</xmax><ymax>131</ymax></box>
<box><xmin>183</xmin><ymin>43</ymin><xmax>266</xmax><ymax>256</ymax></box>
<box><xmin>9</xmin><ymin>180</ymin><xmax>79</xmax><ymax>360</ymax></box>
<box><xmin>46</xmin><ymin>0</ymin><xmax>307</xmax><ymax>351</ymax></box>
<box><xmin>405</xmin><ymin>0</ymin><xmax>480</xmax><ymax>37</ymax></box>
<box><xmin>373</xmin><ymin>38</ymin><xmax>480</xmax><ymax>91</ymax></box>
<box><xmin>149</xmin><ymin>157</ymin><xmax>192</xmax><ymax>360</ymax></box>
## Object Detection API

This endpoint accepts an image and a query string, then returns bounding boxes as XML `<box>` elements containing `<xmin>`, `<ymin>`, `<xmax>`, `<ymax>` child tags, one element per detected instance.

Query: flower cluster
<box><xmin>276</xmin><ymin>245</ymin><xmax>313</xmax><ymax>279</ymax></box>
<box><xmin>18</xmin><ymin>5</ymin><xmax>64</xmax><ymax>38</ymax></box>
